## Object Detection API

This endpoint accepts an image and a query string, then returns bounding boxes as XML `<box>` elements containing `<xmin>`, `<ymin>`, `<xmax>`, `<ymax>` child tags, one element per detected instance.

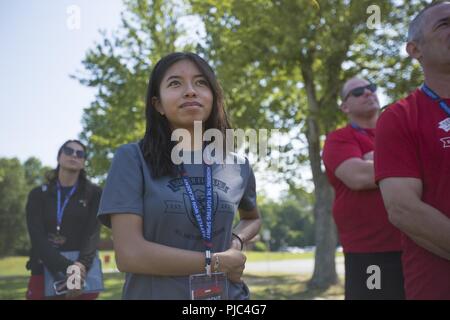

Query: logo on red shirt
<box><xmin>438</xmin><ymin>118</ymin><xmax>450</xmax><ymax>132</ymax></box>
<box><xmin>441</xmin><ymin>137</ymin><xmax>450</xmax><ymax>148</ymax></box>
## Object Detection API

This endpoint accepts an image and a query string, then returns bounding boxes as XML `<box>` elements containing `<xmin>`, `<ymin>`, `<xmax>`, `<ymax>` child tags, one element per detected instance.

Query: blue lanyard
<box><xmin>350</xmin><ymin>122</ymin><xmax>368</xmax><ymax>135</ymax></box>
<box><xmin>421</xmin><ymin>84</ymin><xmax>450</xmax><ymax>117</ymax></box>
<box><xmin>56</xmin><ymin>181</ymin><xmax>78</xmax><ymax>233</ymax></box>
<box><xmin>178</xmin><ymin>163</ymin><xmax>214</xmax><ymax>275</ymax></box>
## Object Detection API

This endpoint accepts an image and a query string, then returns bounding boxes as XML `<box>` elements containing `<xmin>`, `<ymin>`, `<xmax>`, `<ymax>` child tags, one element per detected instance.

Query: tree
<box><xmin>259</xmin><ymin>194</ymin><xmax>315</xmax><ymax>251</ymax></box>
<box><xmin>23</xmin><ymin>157</ymin><xmax>51</xmax><ymax>187</ymax></box>
<box><xmin>0</xmin><ymin>158</ymin><xmax>27</xmax><ymax>257</ymax></box>
<box><xmin>0</xmin><ymin>157</ymin><xmax>52</xmax><ymax>256</ymax></box>
<box><xmin>189</xmin><ymin>0</ymin><xmax>426</xmax><ymax>288</ymax></box>
<box><xmin>73</xmin><ymin>0</ymin><xmax>193</xmax><ymax>179</ymax></box>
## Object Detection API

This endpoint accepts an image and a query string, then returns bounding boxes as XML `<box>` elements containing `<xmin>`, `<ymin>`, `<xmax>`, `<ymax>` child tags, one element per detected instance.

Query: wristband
<box><xmin>232</xmin><ymin>233</ymin><xmax>244</xmax><ymax>251</ymax></box>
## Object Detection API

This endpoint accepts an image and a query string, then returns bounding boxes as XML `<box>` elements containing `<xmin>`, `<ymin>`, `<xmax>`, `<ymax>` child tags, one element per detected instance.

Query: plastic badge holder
<box><xmin>53</xmin><ymin>277</ymin><xmax>86</xmax><ymax>295</ymax></box>
<box><xmin>189</xmin><ymin>272</ymin><xmax>228</xmax><ymax>300</ymax></box>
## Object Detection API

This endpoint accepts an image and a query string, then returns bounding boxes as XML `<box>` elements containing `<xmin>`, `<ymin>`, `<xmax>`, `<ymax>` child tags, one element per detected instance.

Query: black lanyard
<box><xmin>421</xmin><ymin>84</ymin><xmax>450</xmax><ymax>117</ymax></box>
<box><xmin>178</xmin><ymin>163</ymin><xmax>214</xmax><ymax>275</ymax></box>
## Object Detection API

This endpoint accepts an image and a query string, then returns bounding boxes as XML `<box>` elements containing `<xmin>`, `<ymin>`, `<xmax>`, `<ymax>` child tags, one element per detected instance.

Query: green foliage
<box><xmin>259</xmin><ymin>193</ymin><xmax>314</xmax><ymax>251</ymax></box>
<box><xmin>0</xmin><ymin>157</ymin><xmax>51</xmax><ymax>256</ymax></box>
<box><xmin>100</xmin><ymin>225</ymin><xmax>113</xmax><ymax>242</ymax></box>
<box><xmin>253</xmin><ymin>241</ymin><xmax>268</xmax><ymax>252</ymax></box>
<box><xmin>76</xmin><ymin>0</ymin><xmax>427</xmax><ymax>183</ymax></box>
<box><xmin>0</xmin><ymin>159</ymin><xmax>28</xmax><ymax>257</ymax></box>
<box><xmin>193</xmin><ymin>0</ymin><xmax>380</xmax><ymax>126</ymax></box>
<box><xmin>190</xmin><ymin>0</ymin><xmax>425</xmax><ymax>151</ymax></box>
<box><xmin>23</xmin><ymin>157</ymin><xmax>52</xmax><ymax>186</ymax></box>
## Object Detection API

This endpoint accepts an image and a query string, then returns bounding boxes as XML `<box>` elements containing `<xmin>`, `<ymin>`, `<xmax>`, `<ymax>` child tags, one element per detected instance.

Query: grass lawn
<box><xmin>0</xmin><ymin>251</ymin><xmax>119</xmax><ymax>277</ymax></box>
<box><xmin>0</xmin><ymin>251</ymin><xmax>343</xmax><ymax>276</ymax></box>
<box><xmin>246</xmin><ymin>251</ymin><xmax>315</xmax><ymax>261</ymax></box>
<box><xmin>0</xmin><ymin>251</ymin><xmax>344</xmax><ymax>300</ymax></box>
<box><xmin>0</xmin><ymin>273</ymin><xmax>125</xmax><ymax>300</ymax></box>
<box><xmin>0</xmin><ymin>256</ymin><xmax>29</xmax><ymax>277</ymax></box>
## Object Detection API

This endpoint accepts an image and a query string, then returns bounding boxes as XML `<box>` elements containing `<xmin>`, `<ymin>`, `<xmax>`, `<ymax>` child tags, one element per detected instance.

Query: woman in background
<box><xmin>25</xmin><ymin>139</ymin><xmax>102</xmax><ymax>300</ymax></box>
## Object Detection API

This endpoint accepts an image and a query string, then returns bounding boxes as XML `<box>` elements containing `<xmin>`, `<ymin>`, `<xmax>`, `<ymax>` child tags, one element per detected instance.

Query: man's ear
<box><xmin>406</xmin><ymin>41</ymin><xmax>422</xmax><ymax>61</ymax></box>
<box><xmin>340</xmin><ymin>102</ymin><xmax>349</xmax><ymax>114</ymax></box>
<box><xmin>152</xmin><ymin>97</ymin><xmax>164</xmax><ymax>116</ymax></box>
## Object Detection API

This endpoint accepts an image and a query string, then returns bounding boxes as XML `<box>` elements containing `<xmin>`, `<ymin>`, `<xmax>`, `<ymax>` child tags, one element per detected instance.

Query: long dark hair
<box><xmin>45</xmin><ymin>139</ymin><xmax>88</xmax><ymax>185</ymax></box>
<box><xmin>140</xmin><ymin>52</ymin><xmax>232</xmax><ymax>178</ymax></box>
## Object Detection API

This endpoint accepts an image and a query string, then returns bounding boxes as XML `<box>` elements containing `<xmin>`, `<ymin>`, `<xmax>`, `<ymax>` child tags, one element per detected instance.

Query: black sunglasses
<box><xmin>344</xmin><ymin>83</ymin><xmax>377</xmax><ymax>101</ymax></box>
<box><xmin>62</xmin><ymin>146</ymin><xmax>85</xmax><ymax>159</ymax></box>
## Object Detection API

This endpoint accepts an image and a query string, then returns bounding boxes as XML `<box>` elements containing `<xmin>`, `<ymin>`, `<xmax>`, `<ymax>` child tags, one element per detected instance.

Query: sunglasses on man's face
<box><xmin>344</xmin><ymin>83</ymin><xmax>377</xmax><ymax>101</ymax></box>
<box><xmin>62</xmin><ymin>146</ymin><xmax>85</xmax><ymax>159</ymax></box>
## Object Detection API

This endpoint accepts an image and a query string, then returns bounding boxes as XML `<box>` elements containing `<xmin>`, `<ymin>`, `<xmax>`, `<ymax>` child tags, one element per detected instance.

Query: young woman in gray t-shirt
<box><xmin>98</xmin><ymin>52</ymin><xmax>261</xmax><ymax>300</ymax></box>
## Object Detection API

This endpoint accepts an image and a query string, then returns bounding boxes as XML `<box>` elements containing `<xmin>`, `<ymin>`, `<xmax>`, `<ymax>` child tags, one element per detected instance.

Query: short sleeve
<box><xmin>374</xmin><ymin>106</ymin><xmax>421</xmax><ymax>183</ymax></box>
<box><xmin>97</xmin><ymin>144</ymin><xmax>144</xmax><ymax>227</ymax></box>
<box><xmin>322</xmin><ymin>130</ymin><xmax>363</xmax><ymax>174</ymax></box>
<box><xmin>238</xmin><ymin>159</ymin><xmax>257</xmax><ymax>211</ymax></box>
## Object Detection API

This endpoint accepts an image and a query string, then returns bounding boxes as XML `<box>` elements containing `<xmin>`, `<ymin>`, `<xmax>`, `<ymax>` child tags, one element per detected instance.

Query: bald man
<box><xmin>322</xmin><ymin>77</ymin><xmax>404</xmax><ymax>300</ymax></box>
<box><xmin>375</xmin><ymin>1</ymin><xmax>450</xmax><ymax>300</ymax></box>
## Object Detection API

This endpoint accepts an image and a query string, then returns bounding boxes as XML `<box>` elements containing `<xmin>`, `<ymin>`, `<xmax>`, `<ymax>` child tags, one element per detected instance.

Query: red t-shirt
<box><xmin>375</xmin><ymin>88</ymin><xmax>450</xmax><ymax>300</ymax></box>
<box><xmin>322</xmin><ymin>124</ymin><xmax>402</xmax><ymax>253</ymax></box>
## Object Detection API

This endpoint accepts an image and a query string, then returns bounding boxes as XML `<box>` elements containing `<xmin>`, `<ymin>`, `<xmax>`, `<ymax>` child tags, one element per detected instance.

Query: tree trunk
<box><xmin>301</xmin><ymin>61</ymin><xmax>338</xmax><ymax>289</ymax></box>
<box><xmin>309</xmin><ymin>172</ymin><xmax>338</xmax><ymax>289</ymax></box>
<box><xmin>304</xmin><ymin>115</ymin><xmax>338</xmax><ymax>289</ymax></box>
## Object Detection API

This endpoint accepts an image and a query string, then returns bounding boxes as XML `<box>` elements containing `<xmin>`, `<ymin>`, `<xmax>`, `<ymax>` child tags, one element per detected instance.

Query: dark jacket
<box><xmin>25</xmin><ymin>179</ymin><xmax>102</xmax><ymax>275</ymax></box>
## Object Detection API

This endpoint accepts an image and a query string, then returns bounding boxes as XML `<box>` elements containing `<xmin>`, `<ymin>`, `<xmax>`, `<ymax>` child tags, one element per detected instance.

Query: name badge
<box><xmin>48</xmin><ymin>233</ymin><xmax>67</xmax><ymax>247</ymax></box>
<box><xmin>189</xmin><ymin>272</ymin><xmax>228</xmax><ymax>300</ymax></box>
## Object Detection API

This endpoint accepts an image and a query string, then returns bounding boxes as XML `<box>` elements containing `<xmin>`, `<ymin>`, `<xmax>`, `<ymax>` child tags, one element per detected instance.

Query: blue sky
<box><xmin>0</xmin><ymin>0</ymin><xmax>125</xmax><ymax>167</ymax></box>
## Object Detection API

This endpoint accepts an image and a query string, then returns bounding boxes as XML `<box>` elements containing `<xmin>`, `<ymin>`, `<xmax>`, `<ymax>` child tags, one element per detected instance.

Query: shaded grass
<box><xmin>0</xmin><ymin>275</ymin><xmax>28</xmax><ymax>300</ymax></box>
<box><xmin>0</xmin><ymin>251</ymin><xmax>344</xmax><ymax>300</ymax></box>
<box><xmin>244</xmin><ymin>273</ymin><xmax>344</xmax><ymax>300</ymax></box>
<box><xmin>0</xmin><ymin>272</ymin><xmax>343</xmax><ymax>300</ymax></box>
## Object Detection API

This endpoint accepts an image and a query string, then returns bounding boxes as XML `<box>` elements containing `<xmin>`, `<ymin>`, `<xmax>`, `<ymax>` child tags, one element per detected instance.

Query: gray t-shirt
<box><xmin>98</xmin><ymin>143</ymin><xmax>256</xmax><ymax>300</ymax></box>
